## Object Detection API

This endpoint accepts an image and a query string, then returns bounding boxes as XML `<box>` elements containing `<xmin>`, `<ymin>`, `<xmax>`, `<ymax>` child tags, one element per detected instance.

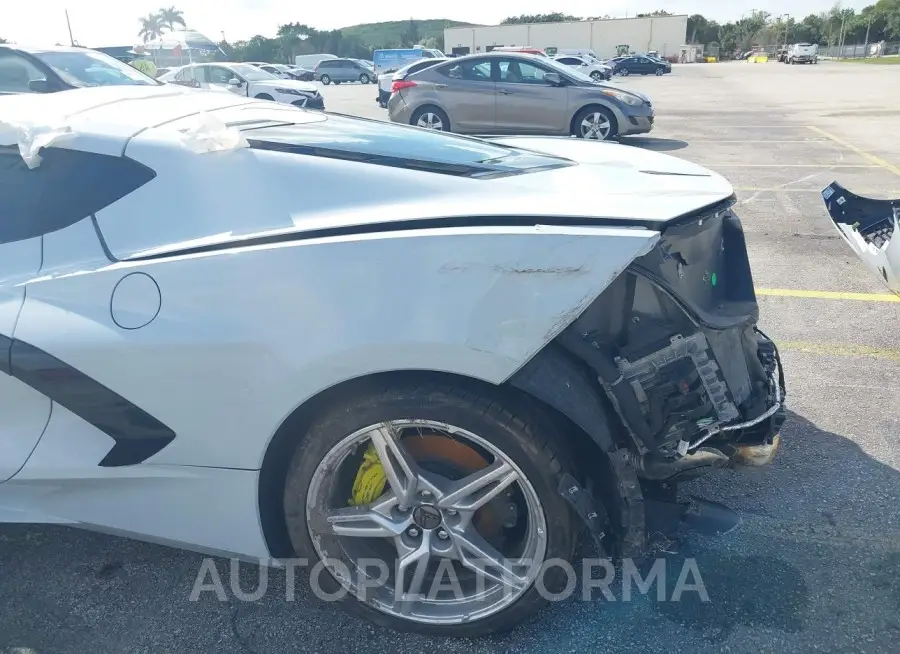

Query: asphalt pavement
<box><xmin>2</xmin><ymin>60</ymin><xmax>900</xmax><ymax>654</ymax></box>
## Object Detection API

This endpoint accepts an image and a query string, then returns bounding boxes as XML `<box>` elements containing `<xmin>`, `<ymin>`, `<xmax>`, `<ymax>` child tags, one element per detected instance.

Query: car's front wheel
<box><xmin>411</xmin><ymin>106</ymin><xmax>450</xmax><ymax>132</ymax></box>
<box><xmin>655</xmin><ymin>67</ymin><xmax>665</xmax><ymax>76</ymax></box>
<box><xmin>573</xmin><ymin>106</ymin><xmax>617</xmax><ymax>140</ymax></box>
<box><xmin>590</xmin><ymin>71</ymin><xmax>604</xmax><ymax>82</ymax></box>
<box><xmin>282</xmin><ymin>379</ymin><xmax>578</xmax><ymax>637</ymax></box>
<box><xmin>359</xmin><ymin>73</ymin><xmax>371</xmax><ymax>84</ymax></box>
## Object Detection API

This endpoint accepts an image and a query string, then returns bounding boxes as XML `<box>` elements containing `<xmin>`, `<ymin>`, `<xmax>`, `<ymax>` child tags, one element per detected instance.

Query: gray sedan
<box><xmin>387</xmin><ymin>52</ymin><xmax>653</xmax><ymax>140</ymax></box>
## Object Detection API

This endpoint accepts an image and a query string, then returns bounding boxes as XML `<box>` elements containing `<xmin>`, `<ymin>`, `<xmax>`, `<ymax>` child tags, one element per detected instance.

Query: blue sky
<box><xmin>0</xmin><ymin>1</ymin><xmax>870</xmax><ymax>47</ymax></box>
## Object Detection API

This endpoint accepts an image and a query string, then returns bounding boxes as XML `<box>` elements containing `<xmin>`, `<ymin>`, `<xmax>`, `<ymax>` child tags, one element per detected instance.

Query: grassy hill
<box><xmin>339</xmin><ymin>19</ymin><xmax>480</xmax><ymax>48</ymax></box>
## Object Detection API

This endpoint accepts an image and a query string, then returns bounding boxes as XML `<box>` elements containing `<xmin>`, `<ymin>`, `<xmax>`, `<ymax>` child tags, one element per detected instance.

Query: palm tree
<box><xmin>158</xmin><ymin>6</ymin><xmax>186</xmax><ymax>31</ymax></box>
<box><xmin>138</xmin><ymin>14</ymin><xmax>164</xmax><ymax>42</ymax></box>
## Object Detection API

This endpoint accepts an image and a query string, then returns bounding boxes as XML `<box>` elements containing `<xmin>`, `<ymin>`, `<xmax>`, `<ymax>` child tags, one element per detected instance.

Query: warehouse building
<box><xmin>444</xmin><ymin>15</ymin><xmax>688</xmax><ymax>59</ymax></box>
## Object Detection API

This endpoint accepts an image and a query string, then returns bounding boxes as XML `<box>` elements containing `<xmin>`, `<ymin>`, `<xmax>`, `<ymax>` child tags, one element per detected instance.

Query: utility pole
<box><xmin>863</xmin><ymin>15</ymin><xmax>872</xmax><ymax>58</ymax></box>
<box><xmin>838</xmin><ymin>11</ymin><xmax>847</xmax><ymax>58</ymax></box>
<box><xmin>65</xmin><ymin>9</ymin><xmax>75</xmax><ymax>46</ymax></box>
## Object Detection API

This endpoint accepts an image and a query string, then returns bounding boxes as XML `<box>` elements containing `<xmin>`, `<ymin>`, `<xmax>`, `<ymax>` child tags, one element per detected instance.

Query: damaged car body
<box><xmin>0</xmin><ymin>85</ymin><xmax>785</xmax><ymax>637</ymax></box>
<box><xmin>823</xmin><ymin>181</ymin><xmax>900</xmax><ymax>296</ymax></box>
<box><xmin>511</xmin><ymin>196</ymin><xmax>786</xmax><ymax>556</ymax></box>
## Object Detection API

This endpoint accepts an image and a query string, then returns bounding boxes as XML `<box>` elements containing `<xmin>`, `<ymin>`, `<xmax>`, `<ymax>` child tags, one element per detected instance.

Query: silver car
<box><xmin>388</xmin><ymin>52</ymin><xmax>653</xmax><ymax>140</ymax></box>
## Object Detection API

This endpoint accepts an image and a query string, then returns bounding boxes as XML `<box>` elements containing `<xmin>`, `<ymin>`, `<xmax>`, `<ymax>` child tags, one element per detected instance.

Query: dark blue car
<box><xmin>613</xmin><ymin>55</ymin><xmax>672</xmax><ymax>77</ymax></box>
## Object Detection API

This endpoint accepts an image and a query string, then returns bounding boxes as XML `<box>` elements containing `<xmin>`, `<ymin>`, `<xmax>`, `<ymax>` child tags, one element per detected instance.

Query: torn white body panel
<box><xmin>823</xmin><ymin>182</ymin><xmax>900</xmax><ymax>296</ymax></box>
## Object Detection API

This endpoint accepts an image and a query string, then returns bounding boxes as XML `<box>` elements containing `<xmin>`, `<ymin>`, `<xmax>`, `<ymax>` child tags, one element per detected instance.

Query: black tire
<box><xmin>590</xmin><ymin>71</ymin><xmax>604</xmax><ymax>82</ymax></box>
<box><xmin>282</xmin><ymin>378</ymin><xmax>578</xmax><ymax>637</ymax></box>
<box><xmin>320</xmin><ymin>74</ymin><xmax>331</xmax><ymax>85</ymax></box>
<box><xmin>409</xmin><ymin>105</ymin><xmax>451</xmax><ymax>132</ymax></box>
<box><xmin>254</xmin><ymin>93</ymin><xmax>274</xmax><ymax>101</ymax></box>
<box><xmin>359</xmin><ymin>73</ymin><xmax>371</xmax><ymax>84</ymax></box>
<box><xmin>619</xmin><ymin>68</ymin><xmax>630</xmax><ymax>76</ymax></box>
<box><xmin>655</xmin><ymin>67</ymin><xmax>664</xmax><ymax>76</ymax></box>
<box><xmin>334</xmin><ymin>80</ymin><xmax>342</xmax><ymax>85</ymax></box>
<box><xmin>571</xmin><ymin>105</ymin><xmax>618</xmax><ymax>141</ymax></box>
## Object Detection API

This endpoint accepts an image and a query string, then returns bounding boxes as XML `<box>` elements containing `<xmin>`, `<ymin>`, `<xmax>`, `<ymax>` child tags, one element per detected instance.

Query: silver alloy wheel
<box><xmin>590</xmin><ymin>71</ymin><xmax>603</xmax><ymax>81</ymax></box>
<box><xmin>305</xmin><ymin>420</ymin><xmax>548</xmax><ymax>625</ymax></box>
<box><xmin>579</xmin><ymin>112</ymin><xmax>612</xmax><ymax>140</ymax></box>
<box><xmin>415</xmin><ymin>112</ymin><xmax>445</xmax><ymax>130</ymax></box>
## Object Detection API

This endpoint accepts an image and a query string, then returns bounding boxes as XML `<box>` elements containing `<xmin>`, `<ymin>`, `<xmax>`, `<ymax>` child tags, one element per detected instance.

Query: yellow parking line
<box><xmin>807</xmin><ymin>126</ymin><xmax>900</xmax><ymax>177</ymax></box>
<box><xmin>777</xmin><ymin>341</ymin><xmax>900</xmax><ymax>361</ymax></box>
<box><xmin>757</xmin><ymin>288</ymin><xmax>899</xmax><ymax>302</ymax></box>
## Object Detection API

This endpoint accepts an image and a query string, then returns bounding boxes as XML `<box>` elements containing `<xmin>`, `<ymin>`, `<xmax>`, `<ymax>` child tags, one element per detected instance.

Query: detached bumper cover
<box><xmin>823</xmin><ymin>182</ymin><xmax>900</xmax><ymax>296</ymax></box>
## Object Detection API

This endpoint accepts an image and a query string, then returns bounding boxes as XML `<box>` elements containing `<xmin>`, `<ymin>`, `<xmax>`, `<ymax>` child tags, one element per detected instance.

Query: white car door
<box><xmin>0</xmin><ymin>151</ymin><xmax>52</xmax><ymax>482</ymax></box>
<box><xmin>205</xmin><ymin>65</ymin><xmax>247</xmax><ymax>96</ymax></box>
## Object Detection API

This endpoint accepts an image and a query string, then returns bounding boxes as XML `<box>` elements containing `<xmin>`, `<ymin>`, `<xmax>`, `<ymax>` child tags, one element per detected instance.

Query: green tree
<box><xmin>138</xmin><ymin>13</ymin><xmax>165</xmax><ymax>42</ymax></box>
<box><xmin>500</xmin><ymin>13</ymin><xmax>580</xmax><ymax>25</ymax></box>
<box><xmin>158</xmin><ymin>6</ymin><xmax>186</xmax><ymax>30</ymax></box>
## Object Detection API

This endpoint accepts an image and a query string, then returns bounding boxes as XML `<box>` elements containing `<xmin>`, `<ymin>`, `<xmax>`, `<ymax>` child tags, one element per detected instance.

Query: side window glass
<box><xmin>0</xmin><ymin>147</ymin><xmax>156</xmax><ymax>245</ymax></box>
<box><xmin>0</xmin><ymin>53</ymin><xmax>46</xmax><ymax>94</ymax></box>
<box><xmin>498</xmin><ymin>59</ymin><xmax>548</xmax><ymax>84</ymax></box>
<box><xmin>207</xmin><ymin>67</ymin><xmax>226</xmax><ymax>83</ymax></box>
<box><xmin>442</xmin><ymin>60</ymin><xmax>491</xmax><ymax>82</ymax></box>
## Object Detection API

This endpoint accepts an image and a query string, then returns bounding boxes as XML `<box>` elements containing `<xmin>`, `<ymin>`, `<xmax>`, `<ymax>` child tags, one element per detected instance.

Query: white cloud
<box><xmin>0</xmin><ymin>1</ymin><xmax>872</xmax><ymax>47</ymax></box>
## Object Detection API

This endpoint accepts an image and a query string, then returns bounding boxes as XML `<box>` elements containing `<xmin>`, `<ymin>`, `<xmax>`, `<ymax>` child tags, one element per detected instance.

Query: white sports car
<box><xmin>0</xmin><ymin>85</ymin><xmax>785</xmax><ymax>636</ymax></box>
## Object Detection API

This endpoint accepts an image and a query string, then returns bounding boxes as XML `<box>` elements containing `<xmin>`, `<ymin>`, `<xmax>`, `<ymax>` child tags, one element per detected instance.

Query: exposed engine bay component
<box><xmin>614</xmin><ymin>331</ymin><xmax>739</xmax><ymax>434</ymax></box>
<box><xmin>822</xmin><ymin>181</ymin><xmax>900</xmax><ymax>296</ymax></box>
<box><xmin>554</xmin><ymin>205</ymin><xmax>785</xmax><ymax>486</ymax></box>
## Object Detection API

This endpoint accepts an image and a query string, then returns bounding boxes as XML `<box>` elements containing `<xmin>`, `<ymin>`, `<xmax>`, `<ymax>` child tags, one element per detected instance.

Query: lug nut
<box><xmin>447</xmin><ymin>509</ymin><xmax>457</xmax><ymax>516</ymax></box>
<box><xmin>420</xmin><ymin>490</ymin><xmax>432</xmax><ymax>498</ymax></box>
<box><xmin>437</xmin><ymin>529</ymin><xmax>449</xmax><ymax>540</ymax></box>
<box><xmin>407</xmin><ymin>527</ymin><xmax>420</xmax><ymax>538</ymax></box>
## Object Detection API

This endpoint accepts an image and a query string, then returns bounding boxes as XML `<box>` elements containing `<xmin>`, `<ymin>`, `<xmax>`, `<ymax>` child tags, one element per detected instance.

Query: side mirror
<box><xmin>543</xmin><ymin>72</ymin><xmax>562</xmax><ymax>86</ymax></box>
<box><xmin>27</xmin><ymin>79</ymin><xmax>54</xmax><ymax>93</ymax></box>
<box><xmin>228</xmin><ymin>77</ymin><xmax>242</xmax><ymax>86</ymax></box>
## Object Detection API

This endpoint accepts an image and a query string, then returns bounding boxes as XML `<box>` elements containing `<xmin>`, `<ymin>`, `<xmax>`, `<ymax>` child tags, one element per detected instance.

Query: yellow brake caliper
<box><xmin>348</xmin><ymin>443</ymin><xmax>388</xmax><ymax>506</ymax></box>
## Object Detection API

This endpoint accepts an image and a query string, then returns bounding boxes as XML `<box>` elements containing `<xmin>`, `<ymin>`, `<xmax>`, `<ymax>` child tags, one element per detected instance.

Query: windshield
<box><xmin>355</xmin><ymin>59</ymin><xmax>374</xmax><ymax>69</ymax></box>
<box><xmin>230</xmin><ymin>63</ymin><xmax>278</xmax><ymax>81</ymax></box>
<box><xmin>271</xmin><ymin>64</ymin><xmax>291</xmax><ymax>72</ymax></box>
<box><xmin>242</xmin><ymin>113</ymin><xmax>574</xmax><ymax>178</ymax></box>
<box><xmin>34</xmin><ymin>50</ymin><xmax>160</xmax><ymax>87</ymax></box>
<box><xmin>541</xmin><ymin>56</ymin><xmax>595</xmax><ymax>83</ymax></box>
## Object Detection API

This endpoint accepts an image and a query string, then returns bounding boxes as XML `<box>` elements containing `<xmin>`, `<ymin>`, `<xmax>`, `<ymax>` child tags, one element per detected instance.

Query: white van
<box><xmin>786</xmin><ymin>43</ymin><xmax>818</xmax><ymax>64</ymax></box>
<box><xmin>294</xmin><ymin>53</ymin><xmax>338</xmax><ymax>69</ymax></box>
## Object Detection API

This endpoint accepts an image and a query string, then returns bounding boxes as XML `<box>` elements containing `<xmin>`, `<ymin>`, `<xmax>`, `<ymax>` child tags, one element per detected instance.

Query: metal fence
<box><xmin>818</xmin><ymin>41</ymin><xmax>900</xmax><ymax>59</ymax></box>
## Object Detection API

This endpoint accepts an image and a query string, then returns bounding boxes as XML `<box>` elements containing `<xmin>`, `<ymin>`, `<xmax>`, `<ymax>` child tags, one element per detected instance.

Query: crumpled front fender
<box><xmin>822</xmin><ymin>182</ymin><xmax>900</xmax><ymax>296</ymax></box>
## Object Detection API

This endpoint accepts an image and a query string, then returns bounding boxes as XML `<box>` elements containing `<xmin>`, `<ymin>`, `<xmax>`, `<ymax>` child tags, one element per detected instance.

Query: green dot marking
<box><xmin>711</xmin><ymin>272</ymin><xmax>717</xmax><ymax>287</ymax></box>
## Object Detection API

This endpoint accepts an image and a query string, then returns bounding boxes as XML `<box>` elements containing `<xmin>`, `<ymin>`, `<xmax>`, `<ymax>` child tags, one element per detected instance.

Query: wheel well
<box><xmin>257</xmin><ymin>368</ymin><xmax>617</xmax><ymax>559</ymax></box>
<box><xmin>569</xmin><ymin>104</ymin><xmax>617</xmax><ymax>136</ymax></box>
<box><xmin>254</xmin><ymin>93</ymin><xmax>273</xmax><ymax>100</ymax></box>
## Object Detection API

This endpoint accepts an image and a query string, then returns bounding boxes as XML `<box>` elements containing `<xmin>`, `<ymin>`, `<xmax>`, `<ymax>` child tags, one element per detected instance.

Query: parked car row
<box><xmin>385</xmin><ymin>52</ymin><xmax>654</xmax><ymax>141</ymax></box>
